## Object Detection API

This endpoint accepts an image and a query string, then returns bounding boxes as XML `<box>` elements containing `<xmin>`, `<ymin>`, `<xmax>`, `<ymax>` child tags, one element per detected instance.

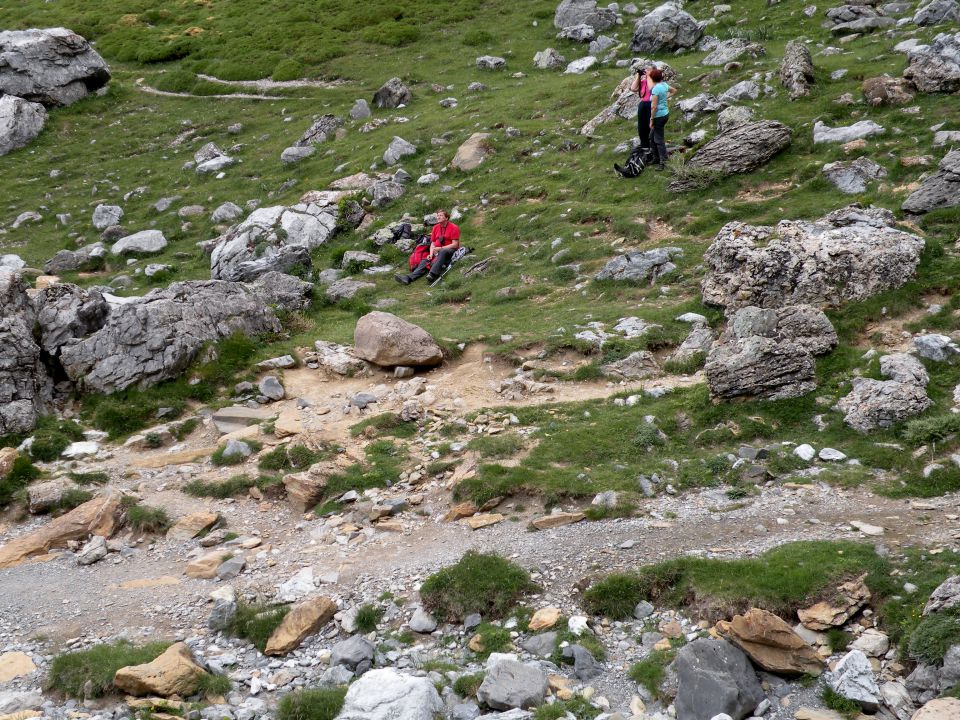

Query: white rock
<box><xmin>793</xmin><ymin>443</ymin><xmax>816</xmax><ymax>461</ymax></box>
<box><xmin>850</xmin><ymin>629</ymin><xmax>890</xmax><ymax>657</ymax></box>
<box><xmin>61</xmin><ymin>441</ymin><xmax>99</xmax><ymax>458</ymax></box>
<box><xmin>337</xmin><ymin>668</ymin><xmax>444</xmax><ymax>720</ymax></box>
<box><xmin>818</xmin><ymin>447</ymin><xmax>847</xmax><ymax>461</ymax></box>
<box><xmin>850</xmin><ymin>520</ymin><xmax>884</xmax><ymax>536</ymax></box>
<box><xmin>568</xmin><ymin>615</ymin><xmax>590</xmax><ymax>635</ymax></box>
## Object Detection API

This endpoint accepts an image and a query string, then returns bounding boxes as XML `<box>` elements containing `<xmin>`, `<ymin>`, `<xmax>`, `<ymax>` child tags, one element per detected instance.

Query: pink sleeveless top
<box><xmin>639</xmin><ymin>77</ymin><xmax>652</xmax><ymax>102</ymax></box>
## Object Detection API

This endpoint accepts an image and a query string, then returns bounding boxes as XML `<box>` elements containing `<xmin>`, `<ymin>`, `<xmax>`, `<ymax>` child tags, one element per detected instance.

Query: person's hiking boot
<box><xmin>427</xmin><ymin>274</ymin><xmax>440</xmax><ymax>283</ymax></box>
<box><xmin>394</xmin><ymin>274</ymin><xmax>410</xmax><ymax>285</ymax></box>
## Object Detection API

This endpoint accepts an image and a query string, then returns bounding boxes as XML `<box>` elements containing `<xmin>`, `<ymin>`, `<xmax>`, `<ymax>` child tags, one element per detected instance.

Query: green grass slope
<box><xmin>2</xmin><ymin>0</ymin><xmax>960</xmax><ymax>494</ymax></box>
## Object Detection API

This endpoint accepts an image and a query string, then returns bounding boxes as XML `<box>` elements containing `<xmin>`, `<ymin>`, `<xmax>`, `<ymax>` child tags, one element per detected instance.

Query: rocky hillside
<box><xmin>1</xmin><ymin>0</ymin><xmax>960</xmax><ymax>719</ymax></box>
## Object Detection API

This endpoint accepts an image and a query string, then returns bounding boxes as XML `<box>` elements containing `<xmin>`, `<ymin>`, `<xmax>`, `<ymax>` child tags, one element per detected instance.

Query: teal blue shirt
<box><xmin>651</xmin><ymin>82</ymin><xmax>670</xmax><ymax>118</ymax></box>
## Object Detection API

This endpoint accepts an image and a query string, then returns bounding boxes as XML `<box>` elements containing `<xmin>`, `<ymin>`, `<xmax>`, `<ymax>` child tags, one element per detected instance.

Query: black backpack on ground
<box><xmin>614</xmin><ymin>146</ymin><xmax>650</xmax><ymax>178</ymax></box>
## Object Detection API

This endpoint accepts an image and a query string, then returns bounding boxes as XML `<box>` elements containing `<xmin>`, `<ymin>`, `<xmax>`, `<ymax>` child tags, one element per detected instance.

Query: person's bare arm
<box><xmin>630</xmin><ymin>74</ymin><xmax>640</xmax><ymax>93</ymax></box>
<box><xmin>668</xmin><ymin>86</ymin><xmax>678</xmax><ymax>97</ymax></box>
<box><xmin>649</xmin><ymin>95</ymin><xmax>658</xmax><ymax>126</ymax></box>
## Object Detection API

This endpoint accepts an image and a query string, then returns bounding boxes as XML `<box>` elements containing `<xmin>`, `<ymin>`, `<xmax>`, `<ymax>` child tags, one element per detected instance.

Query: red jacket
<box><xmin>409</xmin><ymin>243</ymin><xmax>431</xmax><ymax>271</ymax></box>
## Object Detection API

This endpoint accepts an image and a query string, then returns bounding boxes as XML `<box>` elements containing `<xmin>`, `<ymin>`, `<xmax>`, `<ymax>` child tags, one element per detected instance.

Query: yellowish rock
<box><xmin>0</xmin><ymin>711</ymin><xmax>41</xmax><ymax>720</ymax></box>
<box><xmin>114</xmin><ymin>643</ymin><xmax>208</xmax><ymax>697</ymax></box>
<box><xmin>443</xmin><ymin>502</ymin><xmax>478</xmax><ymax>522</ymax></box>
<box><xmin>653</xmin><ymin>638</ymin><xmax>672</xmax><ymax>651</ymax></box>
<box><xmin>794</xmin><ymin>708</ymin><xmax>847</xmax><ymax>720</ymax></box>
<box><xmin>133</xmin><ymin>446</ymin><xmax>220</xmax><ymax>469</ymax></box>
<box><xmin>274</xmin><ymin>408</ymin><xmax>304</xmax><ymax>438</ymax></box>
<box><xmin>0</xmin><ymin>494</ymin><xmax>121</xmax><ymax>570</ymax></box>
<box><xmin>118</xmin><ymin>576</ymin><xmax>181</xmax><ymax>590</ymax></box>
<box><xmin>465</xmin><ymin>513</ymin><xmax>504</xmax><ymax>530</ymax></box>
<box><xmin>34</xmin><ymin>275</ymin><xmax>60</xmax><ymax>290</ymax></box>
<box><xmin>166</xmin><ymin>512</ymin><xmax>219</xmax><ymax>541</ymax></box>
<box><xmin>468</xmin><ymin>633</ymin><xmax>485</xmax><ymax>652</ymax></box>
<box><xmin>265</xmin><ymin>596</ymin><xmax>336</xmax><ymax>656</ymax></box>
<box><xmin>0</xmin><ymin>447</ymin><xmax>18</xmax><ymax>478</ymax></box>
<box><xmin>529</xmin><ymin>607</ymin><xmax>562</xmax><ymax>632</ymax></box>
<box><xmin>659</xmin><ymin>620</ymin><xmax>683</xmax><ymax>638</ymax></box>
<box><xmin>798</xmin><ymin>575</ymin><xmax>870</xmax><ymax>630</ymax></box>
<box><xmin>716</xmin><ymin>608</ymin><xmax>824</xmax><ymax>676</ymax></box>
<box><xmin>377</xmin><ymin>520</ymin><xmax>404</xmax><ymax>533</ymax></box>
<box><xmin>912</xmin><ymin>697</ymin><xmax>960</xmax><ymax>719</ymax></box>
<box><xmin>529</xmin><ymin>512</ymin><xmax>585</xmax><ymax>531</ymax></box>
<box><xmin>0</xmin><ymin>652</ymin><xmax>36</xmax><ymax>682</ymax></box>
<box><xmin>184</xmin><ymin>550</ymin><xmax>231</xmax><ymax>579</ymax></box>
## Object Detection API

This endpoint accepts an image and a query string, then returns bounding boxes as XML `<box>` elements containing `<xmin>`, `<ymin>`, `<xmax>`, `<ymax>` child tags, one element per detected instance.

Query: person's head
<box><xmin>435</xmin><ymin>209</ymin><xmax>448</xmax><ymax>223</ymax></box>
<box><xmin>648</xmin><ymin>68</ymin><xmax>663</xmax><ymax>83</ymax></box>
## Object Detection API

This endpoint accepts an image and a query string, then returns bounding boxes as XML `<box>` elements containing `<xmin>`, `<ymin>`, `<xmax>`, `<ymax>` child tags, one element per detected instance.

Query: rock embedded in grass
<box><xmin>630</xmin><ymin>2</ymin><xmax>702</xmax><ymax>53</ymax></box>
<box><xmin>902</xmin><ymin>149</ymin><xmax>960</xmax><ymax>214</ymax></box>
<box><xmin>0</xmin><ymin>95</ymin><xmax>46</xmax><ymax>156</ymax></box>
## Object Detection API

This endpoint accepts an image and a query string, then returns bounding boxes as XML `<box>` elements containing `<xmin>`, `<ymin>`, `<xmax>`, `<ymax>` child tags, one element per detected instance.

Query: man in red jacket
<box><xmin>395</xmin><ymin>209</ymin><xmax>460</xmax><ymax>285</ymax></box>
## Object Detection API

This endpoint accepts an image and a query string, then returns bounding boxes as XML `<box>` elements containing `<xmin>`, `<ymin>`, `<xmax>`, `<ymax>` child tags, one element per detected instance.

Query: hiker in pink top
<box><xmin>630</xmin><ymin>63</ymin><xmax>654</xmax><ymax>157</ymax></box>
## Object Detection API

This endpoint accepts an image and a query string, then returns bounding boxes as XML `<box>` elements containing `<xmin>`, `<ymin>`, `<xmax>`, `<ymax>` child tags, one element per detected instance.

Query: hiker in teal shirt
<box><xmin>648</xmin><ymin>68</ymin><xmax>677</xmax><ymax>171</ymax></box>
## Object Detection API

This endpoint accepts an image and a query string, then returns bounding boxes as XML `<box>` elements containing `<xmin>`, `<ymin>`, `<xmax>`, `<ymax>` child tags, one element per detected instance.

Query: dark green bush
<box><xmin>0</xmin><ymin>455</ymin><xmax>41</xmax><ymax>508</ymax></box>
<box><xmin>30</xmin><ymin>418</ymin><xmax>84</xmax><ymax>461</ymax></box>
<box><xmin>277</xmin><ymin>688</ymin><xmax>347</xmax><ymax>720</ymax></box>
<box><xmin>908</xmin><ymin>610</ymin><xmax>960</xmax><ymax>664</ymax></box>
<box><xmin>46</xmin><ymin>641</ymin><xmax>170</xmax><ymax>698</ymax></box>
<box><xmin>227</xmin><ymin>601</ymin><xmax>290</xmax><ymax>652</ymax></box>
<box><xmin>420</xmin><ymin>551</ymin><xmax>537</xmax><ymax>622</ymax></box>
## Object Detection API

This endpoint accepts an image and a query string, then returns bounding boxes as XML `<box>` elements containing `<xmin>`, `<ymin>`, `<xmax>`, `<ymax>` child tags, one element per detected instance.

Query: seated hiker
<box><xmin>394</xmin><ymin>209</ymin><xmax>461</xmax><ymax>285</ymax></box>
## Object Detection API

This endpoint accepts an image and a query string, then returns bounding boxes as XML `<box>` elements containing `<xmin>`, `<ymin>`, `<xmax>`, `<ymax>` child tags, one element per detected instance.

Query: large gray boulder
<box><xmin>59</xmin><ymin>281</ymin><xmax>281</xmax><ymax>393</ymax></box>
<box><xmin>836</xmin><ymin>352</ymin><xmax>932</xmax><ymax>432</ymax></box>
<box><xmin>337</xmin><ymin>669</ymin><xmax>444</xmax><ymax>720</ymax></box>
<box><xmin>0</xmin><ymin>28</ymin><xmax>111</xmax><ymax>107</ymax></box>
<box><xmin>210</xmin><ymin>195</ymin><xmax>342</xmax><ymax>281</ymax></box>
<box><xmin>826</xmin><ymin>650</ymin><xmax>881</xmax><ymax>710</ymax></box>
<box><xmin>668</xmin><ymin>121</ymin><xmax>791</xmax><ymax>192</ymax></box>
<box><xmin>110</xmin><ymin>230</ymin><xmax>167</xmax><ymax>256</ymax></box>
<box><xmin>705</xmin><ymin>305</ymin><xmax>837</xmax><ymax>401</ymax></box>
<box><xmin>826</xmin><ymin>4</ymin><xmax>881</xmax><ymax>24</ymax></box>
<box><xmin>813</xmin><ymin>119</ymin><xmax>884</xmax><ymax>144</ymax></box>
<box><xmin>0</xmin><ymin>95</ymin><xmax>46</xmax><ymax>156</ymax></box>
<box><xmin>250</xmin><ymin>271</ymin><xmax>314</xmax><ymax>311</ymax></box>
<box><xmin>674</xmin><ymin>639</ymin><xmax>764</xmax><ymax>720</ymax></box>
<box><xmin>295</xmin><ymin>114</ymin><xmax>342</xmax><ymax>146</ymax></box>
<box><xmin>902</xmin><ymin>149</ymin><xmax>960</xmax><ymax>214</ymax></box>
<box><xmin>702</xmin><ymin>38</ymin><xmax>765</xmax><ymax>66</ymax></box>
<box><xmin>477</xmin><ymin>659</ymin><xmax>548</xmax><ymax>710</ymax></box>
<box><xmin>354</xmin><ymin>312</ymin><xmax>443</xmax><ymax>367</ymax></box>
<box><xmin>0</xmin><ymin>271</ymin><xmax>53</xmax><ymax>434</ymax></box>
<box><xmin>822</xmin><ymin>157</ymin><xmax>887</xmax><ymax>194</ymax></box>
<box><xmin>631</xmin><ymin>3</ymin><xmax>703</xmax><ymax>54</ymax></box>
<box><xmin>595</xmin><ymin>247</ymin><xmax>683</xmax><ymax>283</ymax></box>
<box><xmin>914</xmin><ymin>0</ymin><xmax>960</xmax><ymax>25</ymax></box>
<box><xmin>904</xmin><ymin>32</ymin><xmax>960</xmax><ymax>93</ymax></box>
<box><xmin>383</xmin><ymin>136</ymin><xmax>416</xmax><ymax>166</ymax></box>
<box><xmin>702</xmin><ymin>206</ymin><xmax>925</xmax><ymax>312</ymax></box>
<box><xmin>43</xmin><ymin>242</ymin><xmax>106</xmax><ymax>274</ymax></box>
<box><xmin>33</xmin><ymin>283</ymin><xmax>109</xmax><ymax>356</ymax></box>
<box><xmin>373</xmin><ymin>77</ymin><xmax>412</xmax><ymax>109</ymax></box>
<box><xmin>924</xmin><ymin>575</ymin><xmax>960</xmax><ymax>615</ymax></box>
<box><xmin>554</xmin><ymin>0</ymin><xmax>618</xmax><ymax>30</ymax></box>
<box><xmin>780</xmin><ymin>39</ymin><xmax>815</xmax><ymax>99</ymax></box>
<box><xmin>330</xmin><ymin>635</ymin><xmax>375</xmax><ymax>669</ymax></box>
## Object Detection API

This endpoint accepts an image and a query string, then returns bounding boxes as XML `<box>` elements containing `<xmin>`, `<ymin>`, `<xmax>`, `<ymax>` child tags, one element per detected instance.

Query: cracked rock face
<box><xmin>0</xmin><ymin>271</ymin><xmax>53</xmax><ymax>435</ymax></box>
<box><xmin>210</xmin><ymin>194</ymin><xmax>343</xmax><ymax>281</ymax></box>
<box><xmin>630</xmin><ymin>2</ymin><xmax>703</xmax><ymax>54</ymax></box>
<box><xmin>704</xmin><ymin>305</ymin><xmax>838</xmax><ymax>401</ymax></box>
<box><xmin>904</xmin><ymin>32</ymin><xmax>960</xmax><ymax>94</ymax></box>
<box><xmin>58</xmin><ymin>281</ymin><xmax>281</xmax><ymax>393</ymax></box>
<box><xmin>0</xmin><ymin>94</ymin><xmax>46</xmax><ymax>156</ymax></box>
<box><xmin>902</xmin><ymin>149</ymin><xmax>960</xmax><ymax>214</ymax></box>
<box><xmin>0</xmin><ymin>28</ymin><xmax>111</xmax><ymax>107</ymax></box>
<box><xmin>701</xmin><ymin>206</ymin><xmax>924</xmax><ymax>312</ymax></box>
<box><xmin>780</xmin><ymin>39</ymin><xmax>815</xmax><ymax>99</ymax></box>
<box><xmin>836</xmin><ymin>353</ymin><xmax>933</xmax><ymax>432</ymax></box>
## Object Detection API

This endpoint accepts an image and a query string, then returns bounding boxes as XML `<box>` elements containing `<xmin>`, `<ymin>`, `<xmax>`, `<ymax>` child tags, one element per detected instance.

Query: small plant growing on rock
<box><xmin>121</xmin><ymin>498</ymin><xmax>171</xmax><ymax>533</ymax></box>
<box><xmin>196</xmin><ymin>672</ymin><xmax>232</xmax><ymax>696</ymax></box>
<box><xmin>276</xmin><ymin>688</ymin><xmax>346</xmax><ymax>720</ymax></box>
<box><xmin>452</xmin><ymin>672</ymin><xmax>484</xmax><ymax>698</ymax></box>
<box><xmin>227</xmin><ymin>601</ymin><xmax>290</xmax><ymax>652</ymax></box>
<box><xmin>822</xmin><ymin>686</ymin><xmax>861</xmax><ymax>717</ymax></box>
<box><xmin>628</xmin><ymin>648</ymin><xmax>676</xmax><ymax>703</ymax></box>
<box><xmin>420</xmin><ymin>551</ymin><xmax>538</xmax><ymax>622</ymax></box>
<box><xmin>0</xmin><ymin>455</ymin><xmax>41</xmax><ymax>509</ymax></box>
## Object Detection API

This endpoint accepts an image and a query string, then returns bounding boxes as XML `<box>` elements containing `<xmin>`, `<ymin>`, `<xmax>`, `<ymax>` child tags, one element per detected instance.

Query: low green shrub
<box><xmin>628</xmin><ymin>649</ymin><xmax>676</xmax><ymax>701</ymax></box>
<box><xmin>826</xmin><ymin>628</ymin><xmax>852</xmax><ymax>653</ymax></box>
<box><xmin>30</xmin><ymin>417</ymin><xmax>85</xmax><ymax>461</ymax></box>
<box><xmin>197</xmin><ymin>672</ymin><xmax>232</xmax><ymax>696</ymax></box>
<box><xmin>350</xmin><ymin>413</ymin><xmax>416</xmax><ymax>439</ymax></box>
<box><xmin>258</xmin><ymin>444</ymin><xmax>325</xmax><ymax>471</ymax></box>
<box><xmin>420</xmin><ymin>551</ymin><xmax>538</xmax><ymax>622</ymax></box>
<box><xmin>227</xmin><ymin>601</ymin><xmax>290</xmax><ymax>652</ymax></box>
<box><xmin>470</xmin><ymin>623</ymin><xmax>512</xmax><ymax>658</ymax></box>
<box><xmin>466</xmin><ymin>434</ymin><xmax>525</xmax><ymax>459</ymax></box>
<box><xmin>123</xmin><ymin>501</ymin><xmax>171</xmax><ymax>533</ymax></box>
<box><xmin>276</xmin><ymin>688</ymin><xmax>347</xmax><ymax>720</ymax></box>
<box><xmin>183</xmin><ymin>474</ymin><xmax>280</xmax><ymax>498</ymax></box>
<box><xmin>354</xmin><ymin>604</ymin><xmax>383</xmax><ymax>633</ymax></box>
<box><xmin>452</xmin><ymin>672</ymin><xmax>484</xmax><ymax>697</ymax></box>
<box><xmin>0</xmin><ymin>455</ymin><xmax>41</xmax><ymax>508</ymax></box>
<box><xmin>907</xmin><ymin>610</ymin><xmax>960</xmax><ymax>664</ymax></box>
<box><xmin>51</xmin><ymin>488</ymin><xmax>94</xmax><ymax>514</ymax></box>
<box><xmin>68</xmin><ymin>471</ymin><xmax>109</xmax><ymax>485</ymax></box>
<box><xmin>583</xmin><ymin>574</ymin><xmax>646</xmax><ymax>619</ymax></box>
<box><xmin>212</xmin><ymin>440</ymin><xmax>263</xmax><ymax>466</ymax></box>
<box><xmin>46</xmin><ymin>641</ymin><xmax>170</xmax><ymax>698</ymax></box>
<box><xmin>822</xmin><ymin>686</ymin><xmax>861</xmax><ymax>717</ymax></box>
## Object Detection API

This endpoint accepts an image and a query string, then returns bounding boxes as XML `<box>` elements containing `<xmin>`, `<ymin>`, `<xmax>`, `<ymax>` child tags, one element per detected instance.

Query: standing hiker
<box><xmin>648</xmin><ymin>67</ymin><xmax>677</xmax><ymax>171</ymax></box>
<box><xmin>630</xmin><ymin>63</ymin><xmax>654</xmax><ymax>158</ymax></box>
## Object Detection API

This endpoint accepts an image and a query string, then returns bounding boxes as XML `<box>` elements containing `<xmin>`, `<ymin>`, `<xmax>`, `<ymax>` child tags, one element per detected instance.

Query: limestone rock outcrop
<box><xmin>0</xmin><ymin>28</ymin><xmax>111</xmax><ymax>107</ymax></box>
<box><xmin>701</xmin><ymin>206</ymin><xmax>924</xmax><ymax>312</ymax></box>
